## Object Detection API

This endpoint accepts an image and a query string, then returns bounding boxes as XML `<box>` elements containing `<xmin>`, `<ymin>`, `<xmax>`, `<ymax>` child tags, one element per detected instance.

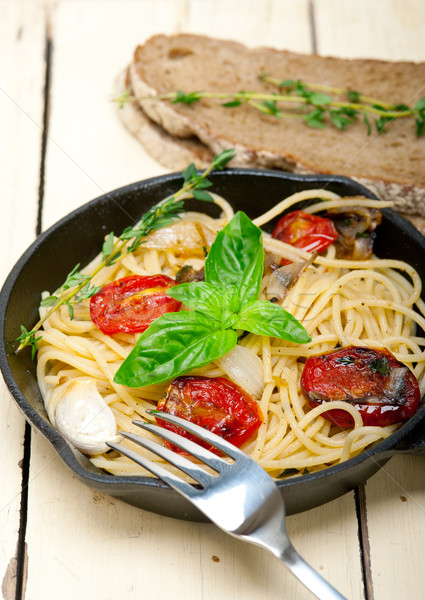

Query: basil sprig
<box><xmin>114</xmin><ymin>211</ymin><xmax>310</xmax><ymax>388</ymax></box>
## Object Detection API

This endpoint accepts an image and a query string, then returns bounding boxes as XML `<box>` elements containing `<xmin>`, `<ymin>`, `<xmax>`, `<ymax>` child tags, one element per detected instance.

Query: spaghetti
<box><xmin>36</xmin><ymin>190</ymin><xmax>425</xmax><ymax>478</ymax></box>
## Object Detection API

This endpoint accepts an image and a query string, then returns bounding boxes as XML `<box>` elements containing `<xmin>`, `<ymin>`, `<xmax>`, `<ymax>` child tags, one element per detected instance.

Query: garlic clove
<box><xmin>50</xmin><ymin>379</ymin><xmax>117</xmax><ymax>456</ymax></box>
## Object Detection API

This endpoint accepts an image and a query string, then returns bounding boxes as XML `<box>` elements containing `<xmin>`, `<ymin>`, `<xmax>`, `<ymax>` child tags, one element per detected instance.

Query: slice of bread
<box><xmin>116</xmin><ymin>68</ymin><xmax>213</xmax><ymax>170</ymax></box>
<box><xmin>119</xmin><ymin>33</ymin><xmax>425</xmax><ymax>216</ymax></box>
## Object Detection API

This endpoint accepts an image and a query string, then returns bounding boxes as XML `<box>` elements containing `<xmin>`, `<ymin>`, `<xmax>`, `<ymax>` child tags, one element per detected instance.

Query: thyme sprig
<box><xmin>260</xmin><ymin>74</ymin><xmax>425</xmax><ymax>136</ymax></box>
<box><xmin>16</xmin><ymin>149</ymin><xmax>235</xmax><ymax>355</ymax></box>
<box><xmin>116</xmin><ymin>75</ymin><xmax>425</xmax><ymax>136</ymax></box>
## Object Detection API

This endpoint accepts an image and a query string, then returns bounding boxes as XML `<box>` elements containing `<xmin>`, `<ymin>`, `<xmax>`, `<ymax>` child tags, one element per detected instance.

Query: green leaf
<box><xmin>167</xmin><ymin>282</ymin><xmax>225</xmax><ymax>319</ymax></box>
<box><xmin>222</xmin><ymin>100</ymin><xmax>242</xmax><ymax>108</ymax></box>
<box><xmin>278</xmin><ymin>79</ymin><xmax>296</xmax><ymax>89</ymax></box>
<box><xmin>308</xmin><ymin>92</ymin><xmax>333</xmax><ymax>107</ymax></box>
<box><xmin>375</xmin><ymin>115</ymin><xmax>391</xmax><ymax>134</ymax></box>
<box><xmin>76</xmin><ymin>281</ymin><xmax>102</xmax><ymax>301</ymax></box>
<box><xmin>394</xmin><ymin>103</ymin><xmax>410</xmax><ymax>113</ymax></box>
<box><xmin>66</xmin><ymin>303</ymin><xmax>74</xmax><ymax>320</ymax></box>
<box><xmin>258</xmin><ymin>100</ymin><xmax>281</xmax><ymax>117</ymax></box>
<box><xmin>172</xmin><ymin>90</ymin><xmax>202</xmax><ymax>105</ymax></box>
<box><xmin>363</xmin><ymin>112</ymin><xmax>371</xmax><ymax>135</ymax></box>
<box><xmin>102</xmin><ymin>232</ymin><xmax>115</xmax><ymax>262</ymax></box>
<box><xmin>329</xmin><ymin>109</ymin><xmax>354</xmax><ymax>130</ymax></box>
<box><xmin>414</xmin><ymin>97</ymin><xmax>425</xmax><ymax>111</ymax></box>
<box><xmin>205</xmin><ymin>211</ymin><xmax>264</xmax><ymax>307</ymax></box>
<box><xmin>40</xmin><ymin>295</ymin><xmax>59</xmax><ymax>307</ymax></box>
<box><xmin>304</xmin><ymin>108</ymin><xmax>325</xmax><ymax>129</ymax></box>
<box><xmin>118</xmin><ymin>89</ymin><xmax>131</xmax><ymax>109</ymax></box>
<box><xmin>415</xmin><ymin>113</ymin><xmax>425</xmax><ymax>137</ymax></box>
<box><xmin>113</xmin><ymin>311</ymin><xmax>237</xmax><ymax>387</ymax></box>
<box><xmin>182</xmin><ymin>162</ymin><xmax>197</xmax><ymax>183</ymax></box>
<box><xmin>211</xmin><ymin>148</ymin><xmax>235</xmax><ymax>170</ymax></box>
<box><xmin>346</xmin><ymin>90</ymin><xmax>361</xmax><ymax>103</ymax></box>
<box><xmin>369</xmin><ymin>356</ymin><xmax>391</xmax><ymax>376</ymax></box>
<box><xmin>192</xmin><ymin>189</ymin><xmax>214</xmax><ymax>202</ymax></box>
<box><xmin>16</xmin><ymin>326</ymin><xmax>41</xmax><ymax>359</ymax></box>
<box><xmin>234</xmin><ymin>300</ymin><xmax>311</xmax><ymax>343</ymax></box>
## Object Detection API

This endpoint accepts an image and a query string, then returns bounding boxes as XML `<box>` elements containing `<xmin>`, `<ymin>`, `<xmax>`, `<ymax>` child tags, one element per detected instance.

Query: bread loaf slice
<box><xmin>116</xmin><ymin>69</ymin><xmax>213</xmax><ymax>170</ymax></box>
<box><xmin>120</xmin><ymin>34</ymin><xmax>425</xmax><ymax>216</ymax></box>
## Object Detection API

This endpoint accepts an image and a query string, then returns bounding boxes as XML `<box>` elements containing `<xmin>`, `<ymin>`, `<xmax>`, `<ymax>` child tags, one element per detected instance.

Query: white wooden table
<box><xmin>1</xmin><ymin>1</ymin><xmax>425</xmax><ymax>598</ymax></box>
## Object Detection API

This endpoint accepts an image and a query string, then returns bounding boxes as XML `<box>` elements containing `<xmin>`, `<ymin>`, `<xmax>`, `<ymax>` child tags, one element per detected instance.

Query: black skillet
<box><xmin>1</xmin><ymin>168</ymin><xmax>424</xmax><ymax>522</ymax></box>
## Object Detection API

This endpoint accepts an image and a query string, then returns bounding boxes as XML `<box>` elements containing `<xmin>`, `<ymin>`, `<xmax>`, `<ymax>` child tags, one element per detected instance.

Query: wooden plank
<box><xmin>25</xmin><ymin>1</ymin><xmax>363</xmax><ymax>599</ymax></box>
<box><xmin>0</xmin><ymin>1</ymin><xmax>46</xmax><ymax>597</ymax></box>
<box><xmin>314</xmin><ymin>1</ymin><xmax>425</xmax><ymax>599</ymax></box>
<box><xmin>363</xmin><ymin>456</ymin><xmax>425</xmax><ymax>599</ymax></box>
<box><xmin>42</xmin><ymin>0</ymin><xmax>314</xmax><ymax>228</ymax></box>
<box><xmin>27</xmin><ymin>432</ymin><xmax>360</xmax><ymax>600</ymax></box>
<box><xmin>315</xmin><ymin>0</ymin><xmax>425</xmax><ymax>60</ymax></box>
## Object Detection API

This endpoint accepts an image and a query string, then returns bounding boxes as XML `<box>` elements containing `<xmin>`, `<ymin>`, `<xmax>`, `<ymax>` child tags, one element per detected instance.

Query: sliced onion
<box><xmin>143</xmin><ymin>221</ymin><xmax>212</xmax><ymax>252</ymax></box>
<box><xmin>266</xmin><ymin>254</ymin><xmax>316</xmax><ymax>301</ymax></box>
<box><xmin>215</xmin><ymin>344</ymin><xmax>264</xmax><ymax>399</ymax></box>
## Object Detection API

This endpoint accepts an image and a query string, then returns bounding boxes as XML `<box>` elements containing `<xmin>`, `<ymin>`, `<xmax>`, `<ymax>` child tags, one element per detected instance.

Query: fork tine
<box><xmin>147</xmin><ymin>410</ymin><xmax>248</xmax><ymax>461</ymax></box>
<box><xmin>106</xmin><ymin>440</ymin><xmax>200</xmax><ymax>498</ymax></box>
<box><xmin>135</xmin><ymin>419</ymin><xmax>231</xmax><ymax>473</ymax></box>
<box><xmin>119</xmin><ymin>430</ymin><xmax>214</xmax><ymax>487</ymax></box>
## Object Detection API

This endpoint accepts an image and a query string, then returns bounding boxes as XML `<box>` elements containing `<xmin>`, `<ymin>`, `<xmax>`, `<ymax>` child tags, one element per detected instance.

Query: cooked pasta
<box><xmin>36</xmin><ymin>190</ymin><xmax>425</xmax><ymax>479</ymax></box>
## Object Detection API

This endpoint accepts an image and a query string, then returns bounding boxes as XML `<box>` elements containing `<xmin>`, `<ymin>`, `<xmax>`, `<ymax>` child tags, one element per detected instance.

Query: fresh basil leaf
<box><xmin>234</xmin><ymin>300</ymin><xmax>311</xmax><ymax>343</ymax></box>
<box><xmin>205</xmin><ymin>211</ymin><xmax>264</xmax><ymax>307</ymax></box>
<box><xmin>113</xmin><ymin>311</ymin><xmax>237</xmax><ymax>387</ymax></box>
<box><xmin>167</xmin><ymin>282</ymin><xmax>224</xmax><ymax>320</ymax></box>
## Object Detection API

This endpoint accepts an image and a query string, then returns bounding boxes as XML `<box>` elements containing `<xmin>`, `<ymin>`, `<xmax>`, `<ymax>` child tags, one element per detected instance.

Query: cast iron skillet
<box><xmin>1</xmin><ymin>168</ymin><xmax>425</xmax><ymax>522</ymax></box>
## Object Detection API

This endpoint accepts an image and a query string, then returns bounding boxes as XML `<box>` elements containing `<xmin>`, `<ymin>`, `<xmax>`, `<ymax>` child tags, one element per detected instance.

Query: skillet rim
<box><xmin>1</xmin><ymin>167</ymin><xmax>424</xmax><ymax>509</ymax></box>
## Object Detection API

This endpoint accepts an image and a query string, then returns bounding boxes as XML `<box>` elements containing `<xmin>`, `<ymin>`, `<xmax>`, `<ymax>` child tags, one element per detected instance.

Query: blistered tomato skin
<box><xmin>156</xmin><ymin>376</ymin><xmax>263</xmax><ymax>452</ymax></box>
<box><xmin>271</xmin><ymin>210</ymin><xmax>338</xmax><ymax>254</ymax></box>
<box><xmin>89</xmin><ymin>274</ymin><xmax>181</xmax><ymax>335</ymax></box>
<box><xmin>300</xmin><ymin>346</ymin><xmax>421</xmax><ymax>428</ymax></box>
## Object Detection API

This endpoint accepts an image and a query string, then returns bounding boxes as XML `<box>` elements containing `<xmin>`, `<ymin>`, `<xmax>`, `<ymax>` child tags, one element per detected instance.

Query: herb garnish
<box><xmin>335</xmin><ymin>355</ymin><xmax>356</xmax><ymax>366</ymax></box>
<box><xmin>116</xmin><ymin>76</ymin><xmax>425</xmax><ymax>137</ymax></box>
<box><xmin>113</xmin><ymin>212</ymin><xmax>311</xmax><ymax>388</ymax></box>
<box><xmin>16</xmin><ymin>149</ymin><xmax>235</xmax><ymax>354</ymax></box>
<box><xmin>369</xmin><ymin>356</ymin><xmax>391</xmax><ymax>376</ymax></box>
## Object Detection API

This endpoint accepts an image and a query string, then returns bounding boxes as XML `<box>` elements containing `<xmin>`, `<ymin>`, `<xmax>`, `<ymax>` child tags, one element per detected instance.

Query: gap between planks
<box><xmin>14</xmin><ymin>6</ymin><xmax>53</xmax><ymax>600</ymax></box>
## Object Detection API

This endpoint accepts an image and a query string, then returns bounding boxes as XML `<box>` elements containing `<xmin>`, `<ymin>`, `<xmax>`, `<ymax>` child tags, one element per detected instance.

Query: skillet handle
<box><xmin>390</xmin><ymin>418</ymin><xmax>425</xmax><ymax>456</ymax></box>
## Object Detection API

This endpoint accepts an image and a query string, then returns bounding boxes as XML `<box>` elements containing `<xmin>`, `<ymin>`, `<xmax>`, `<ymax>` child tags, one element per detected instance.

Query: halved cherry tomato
<box><xmin>271</xmin><ymin>210</ymin><xmax>338</xmax><ymax>254</ymax></box>
<box><xmin>89</xmin><ymin>274</ymin><xmax>181</xmax><ymax>335</ymax></box>
<box><xmin>300</xmin><ymin>346</ymin><xmax>421</xmax><ymax>428</ymax></box>
<box><xmin>156</xmin><ymin>376</ymin><xmax>263</xmax><ymax>452</ymax></box>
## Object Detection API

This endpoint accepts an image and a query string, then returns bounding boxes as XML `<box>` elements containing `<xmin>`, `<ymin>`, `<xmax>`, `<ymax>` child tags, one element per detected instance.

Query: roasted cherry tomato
<box><xmin>271</xmin><ymin>210</ymin><xmax>338</xmax><ymax>254</ymax></box>
<box><xmin>300</xmin><ymin>346</ymin><xmax>421</xmax><ymax>428</ymax></box>
<box><xmin>156</xmin><ymin>376</ymin><xmax>263</xmax><ymax>452</ymax></box>
<box><xmin>89</xmin><ymin>274</ymin><xmax>181</xmax><ymax>335</ymax></box>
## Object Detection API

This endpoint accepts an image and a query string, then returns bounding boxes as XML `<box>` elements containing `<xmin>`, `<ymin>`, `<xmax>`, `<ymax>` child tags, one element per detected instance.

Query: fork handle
<box><xmin>278</xmin><ymin>543</ymin><xmax>348</xmax><ymax>600</ymax></box>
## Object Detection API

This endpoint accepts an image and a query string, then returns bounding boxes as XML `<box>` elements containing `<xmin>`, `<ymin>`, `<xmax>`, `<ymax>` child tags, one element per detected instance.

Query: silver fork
<box><xmin>107</xmin><ymin>411</ymin><xmax>348</xmax><ymax>600</ymax></box>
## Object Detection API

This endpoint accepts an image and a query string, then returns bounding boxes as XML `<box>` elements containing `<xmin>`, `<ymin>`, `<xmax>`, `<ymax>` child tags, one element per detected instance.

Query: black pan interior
<box><xmin>1</xmin><ymin>168</ymin><xmax>425</xmax><ymax>521</ymax></box>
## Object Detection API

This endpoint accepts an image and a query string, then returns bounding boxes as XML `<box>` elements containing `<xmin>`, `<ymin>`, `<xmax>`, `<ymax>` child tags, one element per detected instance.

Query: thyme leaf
<box><xmin>16</xmin><ymin>149</ymin><xmax>235</xmax><ymax>355</ymax></box>
<box><xmin>115</xmin><ymin>76</ymin><xmax>425</xmax><ymax>137</ymax></box>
